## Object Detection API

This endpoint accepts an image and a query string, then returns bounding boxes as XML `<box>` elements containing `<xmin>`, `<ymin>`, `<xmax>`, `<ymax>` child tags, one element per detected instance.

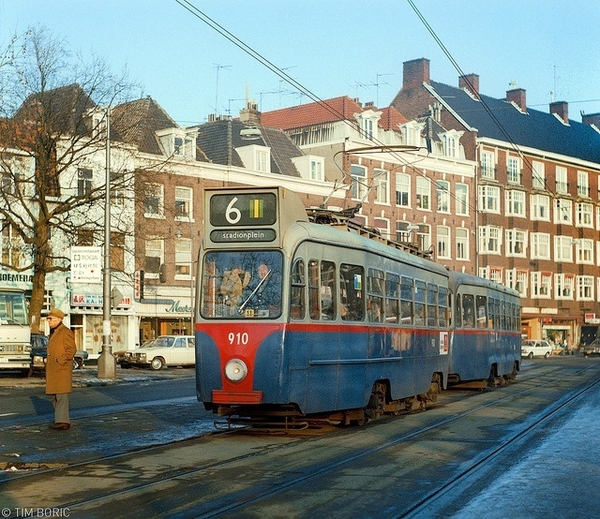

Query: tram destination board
<box><xmin>208</xmin><ymin>190</ymin><xmax>278</xmax><ymax>244</ymax></box>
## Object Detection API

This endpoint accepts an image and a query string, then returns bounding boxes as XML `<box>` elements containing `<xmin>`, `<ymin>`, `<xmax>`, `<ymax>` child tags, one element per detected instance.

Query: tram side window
<box><xmin>455</xmin><ymin>294</ymin><xmax>462</xmax><ymax>327</ymax></box>
<box><xmin>426</xmin><ymin>284</ymin><xmax>438</xmax><ymax>327</ymax></box>
<box><xmin>308</xmin><ymin>259</ymin><xmax>320</xmax><ymax>320</ymax></box>
<box><xmin>414</xmin><ymin>280</ymin><xmax>426</xmax><ymax>326</ymax></box>
<box><xmin>488</xmin><ymin>298</ymin><xmax>496</xmax><ymax>329</ymax></box>
<box><xmin>476</xmin><ymin>295</ymin><xmax>487</xmax><ymax>328</ymax></box>
<box><xmin>367</xmin><ymin>268</ymin><xmax>384</xmax><ymax>323</ymax></box>
<box><xmin>438</xmin><ymin>286</ymin><xmax>448</xmax><ymax>327</ymax></box>
<box><xmin>400</xmin><ymin>277</ymin><xmax>413</xmax><ymax>324</ymax></box>
<box><xmin>290</xmin><ymin>259</ymin><xmax>305</xmax><ymax>320</ymax></box>
<box><xmin>340</xmin><ymin>263</ymin><xmax>364</xmax><ymax>321</ymax></box>
<box><xmin>320</xmin><ymin>261</ymin><xmax>336</xmax><ymax>320</ymax></box>
<box><xmin>385</xmin><ymin>273</ymin><xmax>400</xmax><ymax>324</ymax></box>
<box><xmin>462</xmin><ymin>294</ymin><xmax>475</xmax><ymax>327</ymax></box>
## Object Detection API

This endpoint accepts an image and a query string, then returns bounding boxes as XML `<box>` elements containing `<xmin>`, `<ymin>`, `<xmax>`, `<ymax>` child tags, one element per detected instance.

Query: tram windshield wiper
<box><xmin>238</xmin><ymin>269</ymin><xmax>271</xmax><ymax>314</ymax></box>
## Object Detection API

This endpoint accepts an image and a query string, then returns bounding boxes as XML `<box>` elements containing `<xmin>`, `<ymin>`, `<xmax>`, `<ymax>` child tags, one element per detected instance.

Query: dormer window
<box><xmin>291</xmin><ymin>155</ymin><xmax>325</xmax><ymax>181</ymax></box>
<box><xmin>355</xmin><ymin>109</ymin><xmax>381</xmax><ymax>141</ymax></box>
<box><xmin>156</xmin><ymin>128</ymin><xmax>196</xmax><ymax>160</ymax></box>
<box><xmin>441</xmin><ymin>129</ymin><xmax>463</xmax><ymax>158</ymax></box>
<box><xmin>403</xmin><ymin>121</ymin><xmax>423</xmax><ymax>147</ymax></box>
<box><xmin>236</xmin><ymin>144</ymin><xmax>271</xmax><ymax>173</ymax></box>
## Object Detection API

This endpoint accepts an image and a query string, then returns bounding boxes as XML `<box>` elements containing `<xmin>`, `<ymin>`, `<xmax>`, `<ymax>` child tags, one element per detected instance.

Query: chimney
<box><xmin>506</xmin><ymin>88</ymin><xmax>527</xmax><ymax>112</ymax></box>
<box><xmin>459</xmin><ymin>74</ymin><xmax>479</xmax><ymax>99</ymax></box>
<box><xmin>582</xmin><ymin>112</ymin><xmax>600</xmax><ymax>128</ymax></box>
<box><xmin>239</xmin><ymin>101</ymin><xmax>261</xmax><ymax>125</ymax></box>
<box><xmin>403</xmin><ymin>58</ymin><xmax>430</xmax><ymax>90</ymax></box>
<box><xmin>550</xmin><ymin>101</ymin><xmax>569</xmax><ymax>124</ymax></box>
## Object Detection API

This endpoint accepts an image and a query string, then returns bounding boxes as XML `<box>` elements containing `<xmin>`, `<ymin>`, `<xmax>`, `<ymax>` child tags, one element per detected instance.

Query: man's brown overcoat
<box><xmin>45</xmin><ymin>323</ymin><xmax>76</xmax><ymax>395</ymax></box>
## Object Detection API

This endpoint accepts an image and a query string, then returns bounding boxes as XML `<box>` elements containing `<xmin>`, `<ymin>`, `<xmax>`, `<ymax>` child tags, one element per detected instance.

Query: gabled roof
<box><xmin>111</xmin><ymin>97</ymin><xmax>179</xmax><ymax>155</ymax></box>
<box><xmin>261</xmin><ymin>96</ymin><xmax>364</xmax><ymax>130</ymax></box>
<box><xmin>195</xmin><ymin>119</ymin><xmax>302</xmax><ymax>177</ymax></box>
<box><xmin>427</xmin><ymin>80</ymin><xmax>600</xmax><ymax>164</ymax></box>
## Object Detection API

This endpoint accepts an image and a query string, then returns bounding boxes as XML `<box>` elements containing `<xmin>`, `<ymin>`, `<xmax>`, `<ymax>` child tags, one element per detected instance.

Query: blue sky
<box><xmin>1</xmin><ymin>0</ymin><xmax>599</xmax><ymax>127</ymax></box>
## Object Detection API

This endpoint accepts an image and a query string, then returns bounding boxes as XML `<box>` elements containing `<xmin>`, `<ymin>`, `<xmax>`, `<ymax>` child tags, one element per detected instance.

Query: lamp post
<box><xmin>98</xmin><ymin>107</ymin><xmax>116</xmax><ymax>379</ymax></box>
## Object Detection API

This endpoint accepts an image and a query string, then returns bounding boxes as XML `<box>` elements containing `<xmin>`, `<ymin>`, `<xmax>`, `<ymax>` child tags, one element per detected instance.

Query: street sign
<box><xmin>70</xmin><ymin>246</ymin><xmax>102</xmax><ymax>283</ymax></box>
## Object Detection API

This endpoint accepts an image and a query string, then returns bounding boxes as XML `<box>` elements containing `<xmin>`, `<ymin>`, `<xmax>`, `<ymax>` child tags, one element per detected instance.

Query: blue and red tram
<box><xmin>195</xmin><ymin>186</ymin><xmax>520</xmax><ymax>425</ymax></box>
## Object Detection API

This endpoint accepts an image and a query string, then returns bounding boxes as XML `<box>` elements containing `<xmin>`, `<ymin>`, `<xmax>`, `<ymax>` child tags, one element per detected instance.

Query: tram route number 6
<box><xmin>225</xmin><ymin>197</ymin><xmax>242</xmax><ymax>224</ymax></box>
<box><xmin>229</xmin><ymin>332</ymin><xmax>249</xmax><ymax>345</ymax></box>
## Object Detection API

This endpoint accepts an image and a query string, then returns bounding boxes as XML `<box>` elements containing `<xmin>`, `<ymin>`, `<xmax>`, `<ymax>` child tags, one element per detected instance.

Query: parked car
<box><xmin>29</xmin><ymin>333</ymin><xmax>89</xmax><ymax>374</ymax></box>
<box><xmin>582</xmin><ymin>338</ymin><xmax>600</xmax><ymax>356</ymax></box>
<box><xmin>521</xmin><ymin>339</ymin><xmax>552</xmax><ymax>359</ymax></box>
<box><xmin>117</xmin><ymin>335</ymin><xmax>195</xmax><ymax>370</ymax></box>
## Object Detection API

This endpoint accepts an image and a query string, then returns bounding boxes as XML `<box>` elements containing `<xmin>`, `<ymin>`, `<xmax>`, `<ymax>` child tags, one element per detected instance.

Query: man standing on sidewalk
<box><xmin>45</xmin><ymin>308</ymin><xmax>76</xmax><ymax>430</ymax></box>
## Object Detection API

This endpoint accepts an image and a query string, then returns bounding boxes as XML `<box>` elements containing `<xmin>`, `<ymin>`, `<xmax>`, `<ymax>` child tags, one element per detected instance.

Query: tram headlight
<box><xmin>224</xmin><ymin>358</ymin><xmax>248</xmax><ymax>383</ymax></box>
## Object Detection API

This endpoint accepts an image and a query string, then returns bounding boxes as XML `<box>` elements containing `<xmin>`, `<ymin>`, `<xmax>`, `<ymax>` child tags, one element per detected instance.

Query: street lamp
<box><xmin>98</xmin><ymin>107</ymin><xmax>116</xmax><ymax>379</ymax></box>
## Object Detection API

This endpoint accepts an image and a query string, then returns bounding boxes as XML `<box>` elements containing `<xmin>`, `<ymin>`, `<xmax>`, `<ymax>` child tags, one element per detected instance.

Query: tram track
<box><xmin>2</xmin><ymin>358</ymin><xmax>599</xmax><ymax>517</ymax></box>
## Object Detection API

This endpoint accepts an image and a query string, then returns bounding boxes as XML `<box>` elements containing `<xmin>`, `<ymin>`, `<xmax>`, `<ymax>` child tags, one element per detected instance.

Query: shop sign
<box><xmin>585</xmin><ymin>313</ymin><xmax>600</xmax><ymax>324</ymax></box>
<box><xmin>71</xmin><ymin>293</ymin><xmax>132</xmax><ymax>308</ymax></box>
<box><xmin>71</xmin><ymin>246</ymin><xmax>102</xmax><ymax>283</ymax></box>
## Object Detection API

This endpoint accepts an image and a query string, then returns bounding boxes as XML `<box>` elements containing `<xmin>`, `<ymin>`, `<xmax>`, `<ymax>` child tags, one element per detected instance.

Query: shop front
<box><xmin>136</xmin><ymin>289</ymin><xmax>193</xmax><ymax>345</ymax></box>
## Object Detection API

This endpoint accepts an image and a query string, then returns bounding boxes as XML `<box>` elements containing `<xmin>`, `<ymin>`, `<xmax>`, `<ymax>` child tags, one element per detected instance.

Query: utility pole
<box><xmin>98</xmin><ymin>107</ymin><xmax>116</xmax><ymax>379</ymax></box>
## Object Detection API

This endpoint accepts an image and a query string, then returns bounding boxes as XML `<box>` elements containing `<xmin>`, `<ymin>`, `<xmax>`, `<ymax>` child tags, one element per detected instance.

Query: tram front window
<box><xmin>201</xmin><ymin>251</ymin><xmax>283</xmax><ymax>319</ymax></box>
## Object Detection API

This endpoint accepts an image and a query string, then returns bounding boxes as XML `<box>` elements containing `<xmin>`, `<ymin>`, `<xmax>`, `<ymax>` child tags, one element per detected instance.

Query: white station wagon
<box><xmin>521</xmin><ymin>339</ymin><xmax>552</xmax><ymax>359</ymax></box>
<box><xmin>118</xmin><ymin>335</ymin><xmax>195</xmax><ymax>370</ymax></box>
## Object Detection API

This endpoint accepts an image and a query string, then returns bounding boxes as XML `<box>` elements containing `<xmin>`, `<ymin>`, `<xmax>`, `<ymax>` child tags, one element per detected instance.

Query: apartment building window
<box><xmin>531</xmin><ymin>233</ymin><xmax>550</xmax><ymax>259</ymax></box>
<box><xmin>481</xmin><ymin>151</ymin><xmax>496</xmax><ymax>179</ymax></box>
<box><xmin>442</xmin><ymin>132</ymin><xmax>459</xmax><ymax>158</ymax></box>
<box><xmin>175</xmin><ymin>237</ymin><xmax>192</xmax><ymax>277</ymax></box>
<box><xmin>76</xmin><ymin>228</ymin><xmax>94</xmax><ymax>246</ymax></box>
<box><xmin>531</xmin><ymin>194</ymin><xmax>550</xmax><ymax>221</ymax></box>
<box><xmin>531</xmin><ymin>271</ymin><xmax>552</xmax><ymax>298</ymax></box>
<box><xmin>374</xmin><ymin>218</ymin><xmax>390</xmax><ymax>239</ymax></box>
<box><xmin>437</xmin><ymin>226</ymin><xmax>451</xmax><ymax>259</ymax></box>
<box><xmin>576</xmin><ymin>202</ymin><xmax>593</xmax><ymax>228</ymax></box>
<box><xmin>1</xmin><ymin>223</ymin><xmax>24</xmax><ymax>269</ymax></box>
<box><xmin>555</xmin><ymin>273</ymin><xmax>574</xmax><ymax>299</ymax></box>
<box><xmin>506</xmin><ymin>269</ymin><xmax>528</xmax><ymax>297</ymax></box>
<box><xmin>489</xmin><ymin>267</ymin><xmax>503</xmax><ymax>285</ymax></box>
<box><xmin>396</xmin><ymin>221</ymin><xmax>411</xmax><ymax>243</ymax></box>
<box><xmin>395</xmin><ymin>173</ymin><xmax>410</xmax><ymax>207</ymax></box>
<box><xmin>456</xmin><ymin>228</ymin><xmax>469</xmax><ymax>260</ymax></box>
<box><xmin>435</xmin><ymin>180</ymin><xmax>450</xmax><ymax>213</ymax></box>
<box><xmin>351</xmin><ymin>165</ymin><xmax>367</xmax><ymax>201</ymax></box>
<box><xmin>110</xmin><ymin>171</ymin><xmax>126</xmax><ymax>205</ymax></box>
<box><xmin>556</xmin><ymin>166</ymin><xmax>568</xmax><ymax>194</ymax></box>
<box><xmin>506</xmin><ymin>229</ymin><xmax>527</xmax><ymax>256</ymax></box>
<box><xmin>144</xmin><ymin>183</ymin><xmax>164</xmax><ymax>217</ymax></box>
<box><xmin>554</xmin><ymin>198</ymin><xmax>573</xmax><ymax>225</ymax></box>
<box><xmin>175</xmin><ymin>186</ymin><xmax>192</xmax><ymax>219</ymax></box>
<box><xmin>597</xmin><ymin>278</ymin><xmax>600</xmax><ymax>302</ymax></box>
<box><xmin>478</xmin><ymin>185</ymin><xmax>500</xmax><ymax>213</ymax></box>
<box><xmin>507</xmin><ymin>156</ymin><xmax>521</xmax><ymax>184</ymax></box>
<box><xmin>577</xmin><ymin>171</ymin><xmax>589</xmax><ymax>198</ymax></box>
<box><xmin>577</xmin><ymin>276</ymin><xmax>594</xmax><ymax>301</ymax></box>
<box><xmin>532</xmin><ymin>161</ymin><xmax>545</xmax><ymax>190</ymax></box>
<box><xmin>576</xmin><ymin>239</ymin><xmax>594</xmax><ymax>264</ymax></box>
<box><xmin>77</xmin><ymin>168</ymin><xmax>93</xmax><ymax>197</ymax></box>
<box><xmin>110</xmin><ymin>232</ymin><xmax>125</xmax><ymax>272</ymax></box>
<box><xmin>403</xmin><ymin>122</ymin><xmax>422</xmax><ymax>147</ymax></box>
<box><xmin>310</xmin><ymin>160</ymin><xmax>323</xmax><ymax>181</ymax></box>
<box><xmin>417</xmin><ymin>224</ymin><xmax>431</xmax><ymax>251</ymax></box>
<box><xmin>505</xmin><ymin>190</ymin><xmax>525</xmax><ymax>217</ymax></box>
<box><xmin>144</xmin><ymin>238</ymin><xmax>164</xmax><ymax>278</ymax></box>
<box><xmin>374</xmin><ymin>169</ymin><xmax>389</xmax><ymax>204</ymax></box>
<box><xmin>554</xmin><ymin>236</ymin><xmax>573</xmax><ymax>262</ymax></box>
<box><xmin>479</xmin><ymin>226</ymin><xmax>501</xmax><ymax>254</ymax></box>
<box><xmin>416</xmin><ymin>177</ymin><xmax>431</xmax><ymax>210</ymax></box>
<box><xmin>256</xmin><ymin>150</ymin><xmax>268</xmax><ymax>172</ymax></box>
<box><xmin>455</xmin><ymin>183</ymin><xmax>469</xmax><ymax>215</ymax></box>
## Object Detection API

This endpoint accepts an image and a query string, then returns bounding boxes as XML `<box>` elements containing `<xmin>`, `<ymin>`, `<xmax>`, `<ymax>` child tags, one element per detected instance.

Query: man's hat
<box><xmin>48</xmin><ymin>308</ymin><xmax>65</xmax><ymax>319</ymax></box>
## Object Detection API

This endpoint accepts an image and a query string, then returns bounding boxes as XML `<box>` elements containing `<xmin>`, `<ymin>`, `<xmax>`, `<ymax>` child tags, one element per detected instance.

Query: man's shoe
<box><xmin>49</xmin><ymin>423</ymin><xmax>70</xmax><ymax>430</ymax></box>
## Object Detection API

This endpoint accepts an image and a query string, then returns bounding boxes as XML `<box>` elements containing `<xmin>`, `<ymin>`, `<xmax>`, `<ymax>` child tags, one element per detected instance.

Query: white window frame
<box><xmin>374</xmin><ymin>169</ymin><xmax>389</xmax><ymax>205</ymax></box>
<box><xmin>505</xmin><ymin>190</ymin><xmax>525</xmax><ymax>217</ymax></box>
<box><xmin>478</xmin><ymin>185</ymin><xmax>500</xmax><ymax>213</ymax></box>
<box><xmin>554</xmin><ymin>273</ymin><xmax>574</xmax><ymax>300</ymax></box>
<box><xmin>436</xmin><ymin>180</ymin><xmax>450</xmax><ymax>213</ymax></box>
<box><xmin>575</xmin><ymin>239</ymin><xmax>594</xmax><ymax>264</ymax></box>
<box><xmin>577</xmin><ymin>275</ymin><xmax>594</xmax><ymax>301</ymax></box>
<box><xmin>532</xmin><ymin>161</ymin><xmax>545</xmax><ymax>190</ymax></box>
<box><xmin>144</xmin><ymin>183</ymin><xmax>164</xmax><ymax>218</ymax></box>
<box><xmin>554</xmin><ymin>198</ymin><xmax>573</xmax><ymax>225</ymax></box>
<box><xmin>554</xmin><ymin>236</ymin><xmax>573</xmax><ymax>262</ymax></box>
<box><xmin>175</xmin><ymin>237</ymin><xmax>192</xmax><ymax>279</ymax></box>
<box><xmin>507</xmin><ymin>156</ymin><xmax>521</xmax><ymax>184</ymax></box>
<box><xmin>531</xmin><ymin>233</ymin><xmax>550</xmax><ymax>260</ymax></box>
<box><xmin>481</xmin><ymin>151</ymin><xmax>496</xmax><ymax>179</ymax></box>
<box><xmin>531</xmin><ymin>194</ymin><xmax>550</xmax><ymax>221</ymax></box>
<box><xmin>175</xmin><ymin>186</ymin><xmax>193</xmax><ymax>220</ymax></box>
<box><xmin>576</xmin><ymin>202</ymin><xmax>594</xmax><ymax>228</ymax></box>
<box><xmin>531</xmin><ymin>271</ymin><xmax>552</xmax><ymax>299</ymax></box>
<box><xmin>395</xmin><ymin>173</ymin><xmax>410</xmax><ymax>207</ymax></box>
<box><xmin>437</xmin><ymin>226</ymin><xmax>451</xmax><ymax>259</ymax></box>
<box><xmin>350</xmin><ymin>165</ymin><xmax>367</xmax><ymax>201</ymax></box>
<box><xmin>478</xmin><ymin>226</ymin><xmax>502</xmax><ymax>255</ymax></box>
<box><xmin>144</xmin><ymin>238</ymin><xmax>164</xmax><ymax>278</ymax></box>
<box><xmin>455</xmin><ymin>183</ymin><xmax>469</xmax><ymax>216</ymax></box>
<box><xmin>506</xmin><ymin>268</ymin><xmax>528</xmax><ymax>297</ymax></box>
<box><xmin>506</xmin><ymin>229</ymin><xmax>527</xmax><ymax>257</ymax></box>
<box><xmin>456</xmin><ymin>227</ymin><xmax>469</xmax><ymax>261</ymax></box>
<box><xmin>416</xmin><ymin>177</ymin><xmax>431</xmax><ymax>211</ymax></box>
<box><xmin>555</xmin><ymin>166</ymin><xmax>568</xmax><ymax>194</ymax></box>
<box><xmin>577</xmin><ymin>170</ymin><xmax>589</xmax><ymax>198</ymax></box>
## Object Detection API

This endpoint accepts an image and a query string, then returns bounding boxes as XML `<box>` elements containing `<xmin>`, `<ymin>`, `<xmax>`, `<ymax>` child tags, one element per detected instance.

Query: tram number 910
<box><xmin>229</xmin><ymin>332</ymin><xmax>249</xmax><ymax>345</ymax></box>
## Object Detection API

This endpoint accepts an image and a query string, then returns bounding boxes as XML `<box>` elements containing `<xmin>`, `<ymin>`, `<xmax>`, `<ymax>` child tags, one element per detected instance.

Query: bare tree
<box><xmin>0</xmin><ymin>27</ymin><xmax>141</xmax><ymax>332</ymax></box>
